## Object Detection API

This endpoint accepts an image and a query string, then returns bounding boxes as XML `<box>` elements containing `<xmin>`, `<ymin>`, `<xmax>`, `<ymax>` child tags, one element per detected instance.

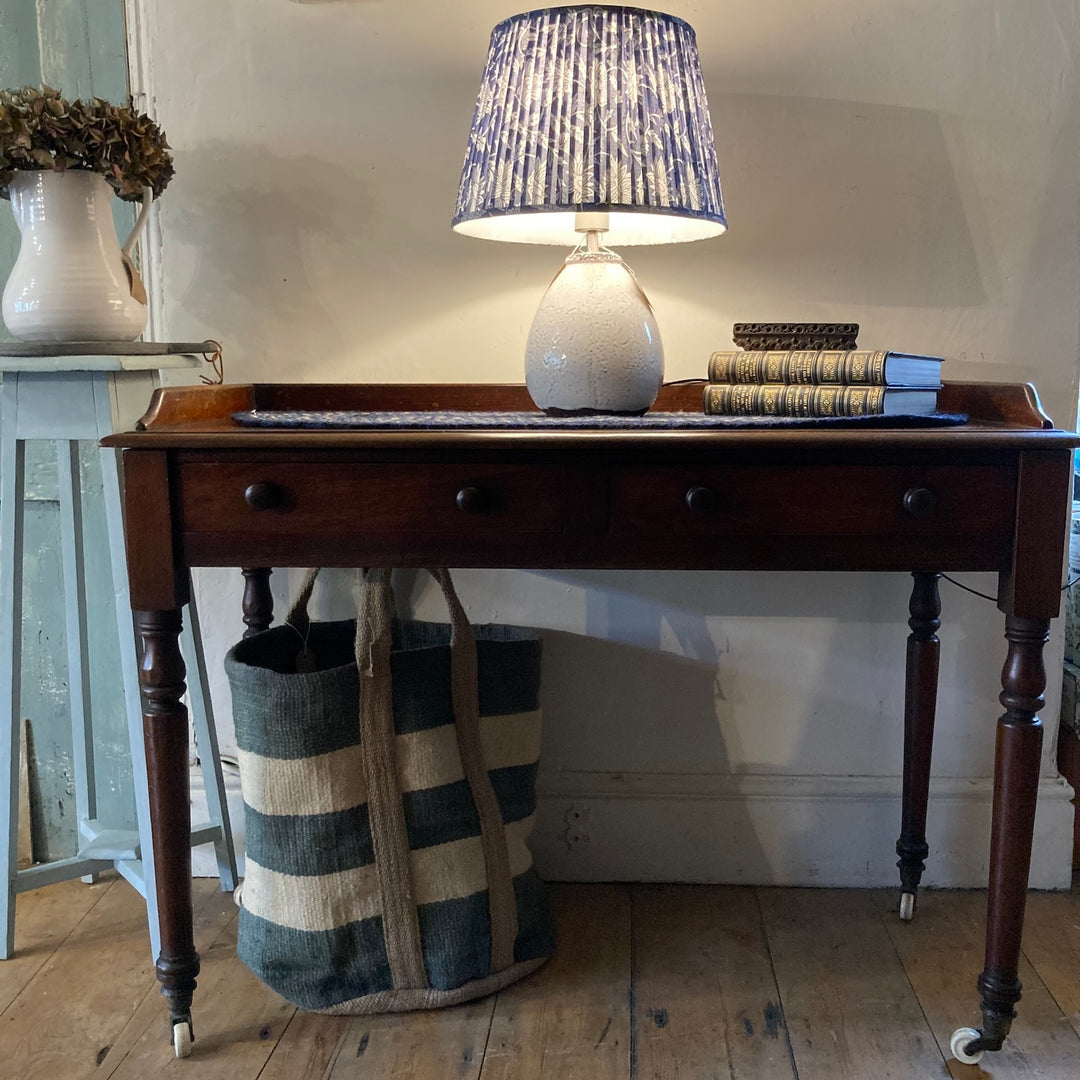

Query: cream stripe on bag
<box><xmin>410</xmin><ymin>816</ymin><xmax>538</xmax><ymax>906</ymax></box>
<box><xmin>243</xmin><ymin>816</ymin><xmax>539</xmax><ymax>933</ymax></box>
<box><xmin>242</xmin><ymin>859</ymin><xmax>381</xmax><ymax>932</ymax></box>
<box><xmin>239</xmin><ymin>712</ymin><xmax>539</xmax><ymax>819</ymax></box>
<box><xmin>237</xmin><ymin>744</ymin><xmax>368</xmax><ymax>817</ymax></box>
<box><xmin>395</xmin><ymin>711</ymin><xmax>543</xmax><ymax>793</ymax></box>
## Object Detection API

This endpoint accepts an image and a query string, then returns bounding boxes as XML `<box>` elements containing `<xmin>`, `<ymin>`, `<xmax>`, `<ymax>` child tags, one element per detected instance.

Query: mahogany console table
<box><xmin>104</xmin><ymin>380</ymin><xmax>1077</xmax><ymax>1062</ymax></box>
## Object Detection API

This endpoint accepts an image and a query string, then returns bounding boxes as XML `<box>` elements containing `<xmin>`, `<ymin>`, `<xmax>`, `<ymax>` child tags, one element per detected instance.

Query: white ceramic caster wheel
<box><xmin>173</xmin><ymin>1020</ymin><xmax>193</xmax><ymax>1059</ymax></box>
<box><xmin>950</xmin><ymin>1027</ymin><xmax>984</xmax><ymax>1065</ymax></box>
<box><xmin>899</xmin><ymin>892</ymin><xmax>916</xmax><ymax>921</ymax></box>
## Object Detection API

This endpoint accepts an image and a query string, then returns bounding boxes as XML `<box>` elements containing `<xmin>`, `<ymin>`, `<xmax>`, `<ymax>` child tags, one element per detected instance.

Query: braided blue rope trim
<box><xmin>231</xmin><ymin>410</ymin><xmax>968</xmax><ymax>431</ymax></box>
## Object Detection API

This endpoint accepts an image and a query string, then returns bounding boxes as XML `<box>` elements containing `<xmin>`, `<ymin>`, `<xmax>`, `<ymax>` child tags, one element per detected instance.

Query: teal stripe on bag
<box><xmin>417</xmin><ymin>866</ymin><xmax>556</xmax><ymax>991</ymax></box>
<box><xmin>239</xmin><ymin>869</ymin><xmax>556</xmax><ymax>1008</ymax></box>
<box><xmin>244</xmin><ymin>803</ymin><xmax>375</xmax><ymax>877</ymax></box>
<box><xmin>417</xmin><ymin>891</ymin><xmax>491</xmax><ymax>990</ymax></box>
<box><xmin>403</xmin><ymin>763</ymin><xmax>540</xmax><ymax>851</ymax></box>
<box><xmin>390</xmin><ymin>630</ymin><xmax>543</xmax><ymax>733</ymax></box>
<box><xmin>229</xmin><ymin>624</ymin><xmax>543</xmax><ymax>756</ymax></box>
<box><xmin>489</xmin><ymin>763</ymin><xmax>540</xmax><ymax>822</ymax></box>
<box><xmin>230</xmin><ymin>623</ymin><xmax>360</xmax><ymax>760</ymax></box>
<box><xmin>238</xmin><ymin>910</ymin><xmax>393</xmax><ymax>1010</ymax></box>
<box><xmin>510</xmin><ymin>868</ymin><xmax>557</xmax><ymax>963</ymax></box>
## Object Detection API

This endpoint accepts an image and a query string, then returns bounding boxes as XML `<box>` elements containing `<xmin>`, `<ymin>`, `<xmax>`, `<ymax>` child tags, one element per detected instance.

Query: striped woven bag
<box><xmin>224</xmin><ymin>568</ymin><xmax>554</xmax><ymax>1013</ymax></box>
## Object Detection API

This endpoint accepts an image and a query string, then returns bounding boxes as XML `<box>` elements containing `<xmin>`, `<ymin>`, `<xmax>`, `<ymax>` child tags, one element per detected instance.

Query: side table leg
<box><xmin>958</xmin><ymin>614</ymin><xmax>1048</xmax><ymax>1059</ymax></box>
<box><xmin>895</xmin><ymin>571</ymin><xmax>941</xmax><ymax>920</ymax></box>
<box><xmin>241</xmin><ymin>568</ymin><xmax>274</xmax><ymax>637</ymax></box>
<box><xmin>0</xmin><ymin>423</ymin><xmax>26</xmax><ymax>959</ymax></box>
<box><xmin>136</xmin><ymin>607</ymin><xmax>200</xmax><ymax>1056</ymax></box>
<box><xmin>56</xmin><ymin>441</ymin><xmax>98</xmax><ymax>885</ymax></box>
<box><xmin>182</xmin><ymin>579</ymin><xmax>238</xmax><ymax>893</ymax></box>
<box><xmin>100</xmin><ymin>443</ymin><xmax>162</xmax><ymax>961</ymax></box>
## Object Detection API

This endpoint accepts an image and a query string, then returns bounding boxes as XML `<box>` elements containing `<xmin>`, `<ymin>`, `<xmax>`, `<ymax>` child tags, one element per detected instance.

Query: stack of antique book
<box><xmin>702</xmin><ymin>325</ymin><xmax>944</xmax><ymax>418</ymax></box>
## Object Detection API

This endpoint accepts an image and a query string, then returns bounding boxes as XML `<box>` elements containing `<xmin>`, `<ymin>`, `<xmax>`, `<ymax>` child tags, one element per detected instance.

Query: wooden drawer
<box><xmin>608</xmin><ymin>464</ymin><xmax>1016</xmax><ymax>538</ymax></box>
<box><xmin>176</xmin><ymin>461</ymin><xmax>565</xmax><ymax>540</ymax></box>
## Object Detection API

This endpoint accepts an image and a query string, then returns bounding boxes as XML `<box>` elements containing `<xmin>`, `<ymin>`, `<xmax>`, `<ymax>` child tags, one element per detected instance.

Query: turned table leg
<box><xmin>241</xmin><ymin>567</ymin><xmax>274</xmax><ymax>637</ymax></box>
<box><xmin>895</xmin><ymin>571</ymin><xmax>941</xmax><ymax>920</ymax></box>
<box><xmin>136</xmin><ymin>608</ymin><xmax>200</xmax><ymax>1057</ymax></box>
<box><xmin>954</xmin><ymin>614</ymin><xmax>1048</xmax><ymax>1061</ymax></box>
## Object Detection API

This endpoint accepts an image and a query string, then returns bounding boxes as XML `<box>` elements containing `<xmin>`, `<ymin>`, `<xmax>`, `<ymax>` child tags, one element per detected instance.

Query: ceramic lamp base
<box><xmin>524</xmin><ymin>248</ymin><xmax>663</xmax><ymax>416</ymax></box>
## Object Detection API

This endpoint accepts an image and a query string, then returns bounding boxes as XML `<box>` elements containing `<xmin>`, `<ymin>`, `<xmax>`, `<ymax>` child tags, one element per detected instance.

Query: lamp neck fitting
<box><xmin>574</xmin><ymin>211</ymin><xmax>610</xmax><ymax>236</ymax></box>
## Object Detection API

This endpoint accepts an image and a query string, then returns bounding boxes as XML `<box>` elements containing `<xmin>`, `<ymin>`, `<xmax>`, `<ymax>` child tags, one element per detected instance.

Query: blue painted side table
<box><xmin>0</xmin><ymin>342</ymin><xmax>237</xmax><ymax>961</ymax></box>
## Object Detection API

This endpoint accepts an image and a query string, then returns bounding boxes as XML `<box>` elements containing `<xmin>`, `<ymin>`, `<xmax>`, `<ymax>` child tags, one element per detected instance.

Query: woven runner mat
<box><xmin>232</xmin><ymin>409</ymin><xmax>968</xmax><ymax>431</ymax></box>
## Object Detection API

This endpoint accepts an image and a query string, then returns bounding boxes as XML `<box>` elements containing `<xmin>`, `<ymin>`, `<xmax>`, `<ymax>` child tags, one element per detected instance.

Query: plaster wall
<box><xmin>134</xmin><ymin>0</ymin><xmax>1080</xmax><ymax>887</ymax></box>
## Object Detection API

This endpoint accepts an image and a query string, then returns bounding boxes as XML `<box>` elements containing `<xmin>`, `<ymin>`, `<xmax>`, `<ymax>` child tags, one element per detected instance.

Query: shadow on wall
<box><xmin>161</xmin><ymin>92</ymin><xmax>981</xmax><ymax>378</ymax></box>
<box><xmin>232</xmin><ymin>566</ymin><xmax>1019</xmax><ymax>882</ymax></box>
<box><xmin>525</xmin><ymin>568</ymin><xmax>1004</xmax><ymax>780</ymax></box>
<box><xmin>534</xmin><ymin>629</ymin><xmax>774</xmax><ymax>880</ymax></box>
<box><xmin>164</xmin><ymin>143</ymin><xmax>370</xmax><ymax>369</ymax></box>
<box><xmin>537</xmin><ymin>630</ymin><xmax>734</xmax><ymax>777</ymax></box>
<box><xmin>313</xmin><ymin>567</ymin><xmax>1006</xmax><ymax>781</ymax></box>
<box><xmin>648</xmin><ymin>91</ymin><xmax>984</xmax><ymax>309</ymax></box>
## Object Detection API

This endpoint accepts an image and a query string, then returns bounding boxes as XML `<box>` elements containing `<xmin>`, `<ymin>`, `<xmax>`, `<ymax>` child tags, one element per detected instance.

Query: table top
<box><xmin>110</xmin><ymin>377</ymin><xmax>1076</xmax><ymax>619</ymax></box>
<box><xmin>102</xmin><ymin>380</ymin><xmax>1080</xmax><ymax>452</ymax></box>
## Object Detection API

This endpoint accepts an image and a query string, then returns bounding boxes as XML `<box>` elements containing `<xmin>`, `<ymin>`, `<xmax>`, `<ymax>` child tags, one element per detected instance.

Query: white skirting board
<box><xmin>530</xmin><ymin>771</ymin><xmax>1077</xmax><ymax>890</ymax></box>
<box><xmin>189</xmin><ymin>767</ymin><xmax>1076</xmax><ymax>890</ymax></box>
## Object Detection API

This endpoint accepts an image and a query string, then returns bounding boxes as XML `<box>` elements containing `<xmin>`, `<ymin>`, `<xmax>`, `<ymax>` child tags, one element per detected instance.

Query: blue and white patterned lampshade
<box><xmin>453</xmin><ymin>5</ymin><xmax>726</xmax><ymax>247</ymax></box>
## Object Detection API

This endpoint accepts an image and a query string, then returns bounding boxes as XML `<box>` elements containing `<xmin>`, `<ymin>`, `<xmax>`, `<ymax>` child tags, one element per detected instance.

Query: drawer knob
<box><xmin>686</xmin><ymin>485</ymin><xmax>719</xmax><ymax>516</ymax></box>
<box><xmin>456</xmin><ymin>486</ymin><xmax>488</xmax><ymax>513</ymax></box>
<box><xmin>903</xmin><ymin>487</ymin><xmax>937</xmax><ymax>517</ymax></box>
<box><xmin>244</xmin><ymin>481</ymin><xmax>283</xmax><ymax>511</ymax></box>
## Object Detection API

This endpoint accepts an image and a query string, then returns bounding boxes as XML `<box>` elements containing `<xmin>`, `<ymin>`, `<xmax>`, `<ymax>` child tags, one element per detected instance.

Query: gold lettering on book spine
<box><xmin>751</xmin><ymin>386</ymin><xmax>777</xmax><ymax>414</ymax></box>
<box><xmin>708</xmin><ymin>351</ymin><xmax>735</xmax><ymax>382</ymax></box>
<box><xmin>765</xmin><ymin>352</ymin><xmax>786</xmax><ymax>382</ymax></box>
<box><xmin>837</xmin><ymin>386</ymin><xmax>883</xmax><ymax>414</ymax></box>
<box><xmin>814</xmin><ymin>386</ymin><xmax>836</xmax><ymax>416</ymax></box>
<box><xmin>868</xmin><ymin>351</ymin><xmax>887</xmax><ymax>383</ymax></box>
<box><xmin>703</xmin><ymin>381</ymin><xmax>890</xmax><ymax>415</ymax></box>
<box><xmin>736</xmin><ymin>352</ymin><xmax>763</xmax><ymax>382</ymax></box>
<box><xmin>788</xmin><ymin>351</ymin><xmax>815</xmax><ymax>383</ymax></box>
<box><xmin>818</xmin><ymin>351</ymin><xmax>843</xmax><ymax>384</ymax></box>
<box><xmin>709</xmin><ymin>347</ymin><xmax>900</xmax><ymax>388</ymax></box>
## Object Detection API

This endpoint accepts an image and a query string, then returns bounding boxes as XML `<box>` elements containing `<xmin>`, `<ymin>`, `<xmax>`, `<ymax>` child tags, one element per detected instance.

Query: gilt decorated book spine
<box><xmin>708</xmin><ymin>349</ymin><xmax>892</xmax><ymax>385</ymax></box>
<box><xmin>703</xmin><ymin>382</ymin><xmax>888</xmax><ymax>417</ymax></box>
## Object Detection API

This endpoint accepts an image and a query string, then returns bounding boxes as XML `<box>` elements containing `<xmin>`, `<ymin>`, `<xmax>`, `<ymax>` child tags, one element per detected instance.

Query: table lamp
<box><xmin>453</xmin><ymin>4</ymin><xmax>726</xmax><ymax>415</ymax></box>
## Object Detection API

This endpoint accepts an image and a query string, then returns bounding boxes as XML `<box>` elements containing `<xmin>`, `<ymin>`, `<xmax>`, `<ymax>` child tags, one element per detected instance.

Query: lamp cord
<box><xmin>941</xmin><ymin>572</ymin><xmax>1079</xmax><ymax>604</ymax></box>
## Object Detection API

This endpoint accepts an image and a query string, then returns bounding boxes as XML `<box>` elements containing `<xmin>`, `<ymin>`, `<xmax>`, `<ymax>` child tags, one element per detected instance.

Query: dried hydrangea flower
<box><xmin>0</xmin><ymin>85</ymin><xmax>173</xmax><ymax>200</ymax></box>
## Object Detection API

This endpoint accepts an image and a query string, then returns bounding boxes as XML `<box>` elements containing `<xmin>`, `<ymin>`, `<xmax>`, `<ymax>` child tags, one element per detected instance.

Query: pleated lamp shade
<box><xmin>453</xmin><ymin>5</ymin><xmax>726</xmax><ymax>247</ymax></box>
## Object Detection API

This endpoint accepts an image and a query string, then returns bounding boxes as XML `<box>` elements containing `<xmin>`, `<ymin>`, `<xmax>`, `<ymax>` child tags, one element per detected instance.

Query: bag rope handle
<box><xmin>282</xmin><ymin>566</ymin><xmax>521</xmax><ymax>982</ymax></box>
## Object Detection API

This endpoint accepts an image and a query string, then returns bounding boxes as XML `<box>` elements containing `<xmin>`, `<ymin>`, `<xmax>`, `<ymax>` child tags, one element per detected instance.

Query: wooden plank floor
<box><xmin>0</xmin><ymin>876</ymin><xmax>1076</xmax><ymax>1079</ymax></box>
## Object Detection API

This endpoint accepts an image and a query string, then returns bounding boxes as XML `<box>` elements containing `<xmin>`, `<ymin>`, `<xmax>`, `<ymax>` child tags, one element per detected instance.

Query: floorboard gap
<box><xmin>754</xmin><ymin>887</ymin><xmax>801</xmax><ymax>1080</ymax></box>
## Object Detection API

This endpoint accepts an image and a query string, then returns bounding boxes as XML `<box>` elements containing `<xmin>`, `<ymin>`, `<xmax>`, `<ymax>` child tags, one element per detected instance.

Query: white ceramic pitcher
<box><xmin>2</xmin><ymin>169</ymin><xmax>153</xmax><ymax>342</ymax></box>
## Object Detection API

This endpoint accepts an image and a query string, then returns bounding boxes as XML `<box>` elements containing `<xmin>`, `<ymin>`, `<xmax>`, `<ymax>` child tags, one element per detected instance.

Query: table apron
<box><xmin>176</xmin><ymin>531</ymin><xmax>1010</xmax><ymax>574</ymax></box>
<box><xmin>172</xmin><ymin>457</ymin><xmax>1017</xmax><ymax>576</ymax></box>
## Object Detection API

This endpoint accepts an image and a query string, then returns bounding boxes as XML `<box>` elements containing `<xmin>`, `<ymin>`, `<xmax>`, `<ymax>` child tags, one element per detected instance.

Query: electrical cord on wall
<box><xmin>941</xmin><ymin>573</ymin><xmax>1080</xmax><ymax>604</ymax></box>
